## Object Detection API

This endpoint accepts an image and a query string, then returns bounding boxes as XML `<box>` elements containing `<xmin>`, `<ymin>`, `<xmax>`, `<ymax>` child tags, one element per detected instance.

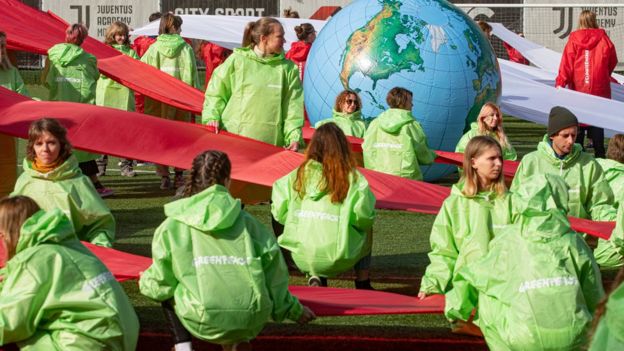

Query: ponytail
<box><xmin>241</xmin><ymin>17</ymin><xmax>282</xmax><ymax>48</ymax></box>
<box><xmin>159</xmin><ymin>13</ymin><xmax>183</xmax><ymax>35</ymax></box>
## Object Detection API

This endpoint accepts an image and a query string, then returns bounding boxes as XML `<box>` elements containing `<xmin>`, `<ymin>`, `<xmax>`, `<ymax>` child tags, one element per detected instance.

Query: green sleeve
<box><xmin>594</xmin><ymin>202</ymin><xmax>624</xmax><ymax>268</ymax></box>
<box><xmin>587</xmin><ymin>163</ymin><xmax>617</xmax><ymax>221</ymax></box>
<box><xmin>575</xmin><ymin>237</ymin><xmax>605</xmax><ymax>314</ymax></box>
<box><xmin>181</xmin><ymin>46</ymin><xmax>200</xmax><ymax>89</ymax></box>
<box><xmin>201</xmin><ymin>58</ymin><xmax>234</xmax><ymax>124</ymax></box>
<box><xmin>12</xmin><ymin>69</ymin><xmax>29</xmax><ymax>97</ymax></box>
<box><xmin>252</xmin><ymin>219</ymin><xmax>303</xmax><ymax>322</ymax></box>
<box><xmin>409</xmin><ymin>122</ymin><xmax>436</xmax><ymax>166</ymax></box>
<box><xmin>419</xmin><ymin>201</ymin><xmax>458</xmax><ymax>294</ymax></box>
<box><xmin>455</xmin><ymin>132</ymin><xmax>471</xmax><ymax>154</ymax></box>
<box><xmin>503</xmin><ymin>143</ymin><xmax>518</xmax><ymax>161</ymax></box>
<box><xmin>139</xmin><ymin>224</ymin><xmax>178</xmax><ymax>301</ymax></box>
<box><xmin>282</xmin><ymin>66</ymin><xmax>304</xmax><ymax>145</ymax></box>
<box><xmin>271</xmin><ymin>173</ymin><xmax>293</xmax><ymax>225</ymax></box>
<box><xmin>510</xmin><ymin>158</ymin><xmax>527</xmax><ymax>192</ymax></box>
<box><xmin>0</xmin><ymin>263</ymin><xmax>46</xmax><ymax>345</ymax></box>
<box><xmin>349</xmin><ymin>174</ymin><xmax>376</xmax><ymax>232</ymax></box>
<box><xmin>72</xmin><ymin>179</ymin><xmax>116</xmax><ymax>247</ymax></box>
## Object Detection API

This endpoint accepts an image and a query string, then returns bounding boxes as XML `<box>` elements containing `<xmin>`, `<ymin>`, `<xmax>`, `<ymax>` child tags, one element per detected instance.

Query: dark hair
<box><xmin>159</xmin><ymin>13</ymin><xmax>183</xmax><ymax>35</ymax></box>
<box><xmin>386</xmin><ymin>87</ymin><xmax>413</xmax><ymax>109</ymax></box>
<box><xmin>294</xmin><ymin>123</ymin><xmax>356</xmax><ymax>203</ymax></box>
<box><xmin>104</xmin><ymin>21</ymin><xmax>130</xmax><ymax>46</ymax></box>
<box><xmin>242</xmin><ymin>17</ymin><xmax>282</xmax><ymax>48</ymax></box>
<box><xmin>149</xmin><ymin>12</ymin><xmax>162</xmax><ymax>22</ymax></box>
<box><xmin>26</xmin><ymin>118</ymin><xmax>72</xmax><ymax>163</ymax></box>
<box><xmin>65</xmin><ymin>23</ymin><xmax>89</xmax><ymax>46</ymax></box>
<box><xmin>334</xmin><ymin>89</ymin><xmax>361</xmax><ymax>113</ymax></box>
<box><xmin>283</xmin><ymin>8</ymin><xmax>300</xmax><ymax>18</ymax></box>
<box><xmin>607</xmin><ymin>134</ymin><xmax>624</xmax><ymax>163</ymax></box>
<box><xmin>0</xmin><ymin>31</ymin><xmax>11</xmax><ymax>71</ymax></box>
<box><xmin>183</xmin><ymin>150</ymin><xmax>232</xmax><ymax>197</ymax></box>
<box><xmin>478</xmin><ymin>20</ymin><xmax>492</xmax><ymax>33</ymax></box>
<box><xmin>294</xmin><ymin>23</ymin><xmax>315</xmax><ymax>41</ymax></box>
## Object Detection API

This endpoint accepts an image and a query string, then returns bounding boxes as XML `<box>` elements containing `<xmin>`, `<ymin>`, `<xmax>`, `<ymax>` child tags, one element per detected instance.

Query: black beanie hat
<box><xmin>548</xmin><ymin>106</ymin><xmax>578</xmax><ymax>136</ymax></box>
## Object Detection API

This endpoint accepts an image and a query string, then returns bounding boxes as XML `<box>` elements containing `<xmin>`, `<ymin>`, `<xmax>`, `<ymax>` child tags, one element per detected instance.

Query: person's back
<box><xmin>461</xmin><ymin>174</ymin><xmax>603</xmax><ymax>350</ymax></box>
<box><xmin>0</xmin><ymin>205</ymin><xmax>138</xmax><ymax>350</ymax></box>
<box><xmin>46</xmin><ymin>43</ymin><xmax>98</xmax><ymax>104</ymax></box>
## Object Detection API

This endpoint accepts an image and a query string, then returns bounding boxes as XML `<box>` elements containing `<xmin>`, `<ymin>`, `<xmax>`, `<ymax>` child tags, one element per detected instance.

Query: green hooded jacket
<box><xmin>271</xmin><ymin>160</ymin><xmax>376</xmax><ymax>277</ymax></box>
<box><xmin>139</xmin><ymin>185</ymin><xmax>303</xmax><ymax>344</ymax></box>
<box><xmin>419</xmin><ymin>182</ymin><xmax>514</xmax><ymax>321</ymax></box>
<box><xmin>95</xmin><ymin>44</ymin><xmax>138</xmax><ymax>111</ymax></box>
<box><xmin>11</xmin><ymin>156</ymin><xmax>115</xmax><ymax>247</ymax></box>
<box><xmin>589</xmin><ymin>282</ymin><xmax>624</xmax><ymax>351</ymax></box>
<box><xmin>0</xmin><ymin>209</ymin><xmax>138</xmax><ymax>350</ymax></box>
<box><xmin>460</xmin><ymin>174</ymin><xmax>604</xmax><ymax>351</ymax></box>
<box><xmin>511</xmin><ymin>135</ymin><xmax>620</xmax><ymax>268</ymax></box>
<box><xmin>141</xmin><ymin>34</ymin><xmax>199</xmax><ymax>121</ymax></box>
<box><xmin>202</xmin><ymin>47</ymin><xmax>304</xmax><ymax>147</ymax></box>
<box><xmin>455</xmin><ymin>122</ymin><xmax>517</xmax><ymax>161</ymax></box>
<box><xmin>0</xmin><ymin>66</ymin><xmax>29</xmax><ymax>96</ymax></box>
<box><xmin>46</xmin><ymin>43</ymin><xmax>100</xmax><ymax>163</ymax></box>
<box><xmin>362</xmin><ymin>109</ymin><xmax>436</xmax><ymax>181</ymax></box>
<box><xmin>596</xmin><ymin>158</ymin><xmax>624</xmax><ymax>208</ymax></box>
<box><xmin>315</xmin><ymin>110</ymin><xmax>367</xmax><ymax>138</ymax></box>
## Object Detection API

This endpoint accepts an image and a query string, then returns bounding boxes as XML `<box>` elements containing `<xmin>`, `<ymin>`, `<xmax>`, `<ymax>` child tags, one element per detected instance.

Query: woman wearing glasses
<box><xmin>455</xmin><ymin>102</ymin><xmax>517</xmax><ymax>161</ymax></box>
<box><xmin>315</xmin><ymin>90</ymin><xmax>367</xmax><ymax>138</ymax></box>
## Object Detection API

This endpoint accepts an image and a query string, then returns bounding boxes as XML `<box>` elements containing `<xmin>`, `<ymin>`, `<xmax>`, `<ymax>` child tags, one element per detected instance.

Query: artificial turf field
<box><xmin>17</xmin><ymin>81</ymin><xmax>617</xmax><ymax>350</ymax></box>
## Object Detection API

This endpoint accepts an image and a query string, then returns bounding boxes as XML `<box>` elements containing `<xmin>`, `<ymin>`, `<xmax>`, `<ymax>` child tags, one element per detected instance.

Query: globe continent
<box><xmin>304</xmin><ymin>0</ymin><xmax>501</xmax><ymax>181</ymax></box>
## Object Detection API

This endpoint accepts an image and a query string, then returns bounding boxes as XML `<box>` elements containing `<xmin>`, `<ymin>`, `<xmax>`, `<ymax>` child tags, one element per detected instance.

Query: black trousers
<box><xmin>162</xmin><ymin>299</ymin><xmax>192</xmax><ymax>344</ymax></box>
<box><xmin>576</xmin><ymin>126</ymin><xmax>605</xmax><ymax>158</ymax></box>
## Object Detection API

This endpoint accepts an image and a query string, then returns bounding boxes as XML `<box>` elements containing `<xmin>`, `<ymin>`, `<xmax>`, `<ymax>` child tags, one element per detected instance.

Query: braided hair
<box><xmin>183</xmin><ymin>150</ymin><xmax>231</xmax><ymax>197</ymax></box>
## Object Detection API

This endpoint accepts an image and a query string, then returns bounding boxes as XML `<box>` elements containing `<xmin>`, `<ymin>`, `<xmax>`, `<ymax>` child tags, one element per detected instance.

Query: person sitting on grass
<box><xmin>272</xmin><ymin>123</ymin><xmax>376</xmax><ymax>289</ymax></box>
<box><xmin>0</xmin><ymin>196</ymin><xmax>138</xmax><ymax>350</ymax></box>
<box><xmin>596</xmin><ymin>134</ymin><xmax>624</xmax><ymax>208</ymax></box>
<box><xmin>362</xmin><ymin>87</ymin><xmax>436</xmax><ymax>180</ymax></box>
<box><xmin>459</xmin><ymin>174</ymin><xmax>604</xmax><ymax>350</ymax></box>
<box><xmin>140</xmin><ymin>150</ymin><xmax>315</xmax><ymax>351</ymax></box>
<box><xmin>11</xmin><ymin>118</ymin><xmax>115</xmax><ymax>247</ymax></box>
<box><xmin>455</xmin><ymin>102</ymin><xmax>517</xmax><ymax>161</ymax></box>
<box><xmin>315</xmin><ymin>89</ymin><xmax>367</xmax><ymax>138</ymax></box>
<box><xmin>418</xmin><ymin>136</ymin><xmax>514</xmax><ymax>336</ymax></box>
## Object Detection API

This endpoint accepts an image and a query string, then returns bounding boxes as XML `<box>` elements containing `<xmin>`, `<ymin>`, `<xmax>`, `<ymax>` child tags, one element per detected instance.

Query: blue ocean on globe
<box><xmin>304</xmin><ymin>0</ymin><xmax>501</xmax><ymax>180</ymax></box>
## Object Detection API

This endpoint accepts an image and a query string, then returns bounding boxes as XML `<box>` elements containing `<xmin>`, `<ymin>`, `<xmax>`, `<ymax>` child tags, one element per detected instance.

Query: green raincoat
<box><xmin>271</xmin><ymin>160</ymin><xmax>376</xmax><ymax>277</ymax></box>
<box><xmin>315</xmin><ymin>110</ymin><xmax>367</xmax><ymax>138</ymax></box>
<box><xmin>141</xmin><ymin>34</ymin><xmax>199</xmax><ymax>121</ymax></box>
<box><xmin>0</xmin><ymin>209</ymin><xmax>138</xmax><ymax>350</ymax></box>
<box><xmin>0</xmin><ymin>66</ymin><xmax>29</xmax><ymax>96</ymax></box>
<box><xmin>11</xmin><ymin>156</ymin><xmax>115</xmax><ymax>247</ymax></box>
<box><xmin>460</xmin><ymin>174</ymin><xmax>604</xmax><ymax>351</ymax></box>
<box><xmin>596</xmin><ymin>158</ymin><xmax>624</xmax><ymax>208</ymax></box>
<box><xmin>511</xmin><ymin>135</ymin><xmax>620</xmax><ymax>268</ymax></box>
<box><xmin>455</xmin><ymin>122</ymin><xmax>517</xmax><ymax>161</ymax></box>
<box><xmin>202</xmin><ymin>47</ymin><xmax>304</xmax><ymax>147</ymax></box>
<box><xmin>95</xmin><ymin>44</ymin><xmax>138</xmax><ymax>111</ymax></box>
<box><xmin>139</xmin><ymin>185</ymin><xmax>303</xmax><ymax>344</ymax></box>
<box><xmin>589</xmin><ymin>282</ymin><xmax>624</xmax><ymax>351</ymax></box>
<box><xmin>419</xmin><ymin>182</ymin><xmax>514</xmax><ymax>321</ymax></box>
<box><xmin>362</xmin><ymin>109</ymin><xmax>436</xmax><ymax>180</ymax></box>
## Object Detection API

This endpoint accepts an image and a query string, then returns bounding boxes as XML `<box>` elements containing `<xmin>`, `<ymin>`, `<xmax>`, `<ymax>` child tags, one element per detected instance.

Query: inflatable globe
<box><xmin>304</xmin><ymin>0</ymin><xmax>501</xmax><ymax>181</ymax></box>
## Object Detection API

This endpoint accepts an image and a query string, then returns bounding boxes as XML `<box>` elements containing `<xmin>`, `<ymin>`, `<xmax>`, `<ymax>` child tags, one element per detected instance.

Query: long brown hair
<box><xmin>242</xmin><ymin>17</ymin><xmax>282</xmax><ymax>48</ymax></box>
<box><xmin>0</xmin><ymin>31</ymin><xmax>12</xmax><ymax>71</ymax></box>
<box><xmin>183</xmin><ymin>150</ymin><xmax>231</xmax><ymax>197</ymax></box>
<box><xmin>159</xmin><ymin>13</ymin><xmax>183</xmax><ymax>35</ymax></box>
<box><xmin>294</xmin><ymin>123</ymin><xmax>356</xmax><ymax>203</ymax></box>
<box><xmin>461</xmin><ymin>136</ymin><xmax>506</xmax><ymax>197</ymax></box>
<box><xmin>65</xmin><ymin>23</ymin><xmax>89</xmax><ymax>46</ymax></box>
<box><xmin>0</xmin><ymin>196</ymin><xmax>40</xmax><ymax>260</ymax></box>
<box><xmin>334</xmin><ymin>90</ymin><xmax>362</xmax><ymax>113</ymax></box>
<box><xmin>26</xmin><ymin>118</ymin><xmax>72</xmax><ymax>163</ymax></box>
<box><xmin>607</xmin><ymin>134</ymin><xmax>624</xmax><ymax>163</ymax></box>
<box><xmin>477</xmin><ymin>102</ymin><xmax>510</xmax><ymax>148</ymax></box>
<box><xmin>104</xmin><ymin>21</ymin><xmax>130</xmax><ymax>46</ymax></box>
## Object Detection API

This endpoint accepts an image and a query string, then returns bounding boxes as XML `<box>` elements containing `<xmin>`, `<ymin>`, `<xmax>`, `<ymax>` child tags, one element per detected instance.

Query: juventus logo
<box><xmin>553</xmin><ymin>7</ymin><xmax>574</xmax><ymax>39</ymax></box>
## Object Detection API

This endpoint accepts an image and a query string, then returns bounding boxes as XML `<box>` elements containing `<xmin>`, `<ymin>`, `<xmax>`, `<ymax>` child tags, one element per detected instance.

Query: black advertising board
<box><xmin>161</xmin><ymin>0</ymin><xmax>279</xmax><ymax>17</ymax></box>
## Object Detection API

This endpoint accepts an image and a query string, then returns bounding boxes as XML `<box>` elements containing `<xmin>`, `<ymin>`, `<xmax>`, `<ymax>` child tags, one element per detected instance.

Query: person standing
<box><xmin>285</xmin><ymin>23</ymin><xmax>315</xmax><ymax>81</ymax></box>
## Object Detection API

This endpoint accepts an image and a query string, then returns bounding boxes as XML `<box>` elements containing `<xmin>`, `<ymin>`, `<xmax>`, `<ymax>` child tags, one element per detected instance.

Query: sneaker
<box><xmin>96</xmin><ymin>165</ymin><xmax>107</xmax><ymax>177</ymax></box>
<box><xmin>450</xmin><ymin>320</ymin><xmax>483</xmax><ymax>337</ymax></box>
<box><xmin>160</xmin><ymin>176</ymin><xmax>172</xmax><ymax>190</ymax></box>
<box><xmin>120</xmin><ymin>165</ymin><xmax>136</xmax><ymax>177</ymax></box>
<box><xmin>308</xmin><ymin>276</ymin><xmax>322</xmax><ymax>287</ymax></box>
<box><xmin>354</xmin><ymin>279</ymin><xmax>375</xmax><ymax>290</ymax></box>
<box><xmin>96</xmin><ymin>187</ymin><xmax>114</xmax><ymax>198</ymax></box>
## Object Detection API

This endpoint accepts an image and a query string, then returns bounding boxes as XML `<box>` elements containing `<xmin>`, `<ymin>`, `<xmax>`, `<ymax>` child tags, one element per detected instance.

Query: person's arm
<box><xmin>201</xmin><ymin>57</ymin><xmax>234</xmax><ymax>126</ymax></box>
<box><xmin>271</xmin><ymin>173</ymin><xmax>293</xmax><ymax>225</ymax></box>
<box><xmin>349</xmin><ymin>174</ymin><xmax>376</xmax><ymax>232</ymax></box>
<box><xmin>181</xmin><ymin>45</ymin><xmax>200</xmax><ymax>89</ymax></box>
<box><xmin>12</xmin><ymin>68</ymin><xmax>29</xmax><ymax>97</ymax></box>
<box><xmin>509</xmin><ymin>158</ymin><xmax>527</xmax><ymax>192</ymax></box>
<box><xmin>40</xmin><ymin>57</ymin><xmax>50</xmax><ymax>87</ymax></box>
<box><xmin>576</xmin><ymin>237</ymin><xmax>605</xmax><ymax>314</ymax></box>
<box><xmin>72</xmin><ymin>179</ymin><xmax>116</xmax><ymax>247</ymax></box>
<box><xmin>503</xmin><ymin>142</ymin><xmax>518</xmax><ymax>161</ymax></box>
<box><xmin>282</xmin><ymin>65</ymin><xmax>304</xmax><ymax>148</ymax></box>
<box><xmin>409</xmin><ymin>122</ymin><xmax>436</xmax><ymax>166</ymax></box>
<box><xmin>139</xmin><ymin>224</ymin><xmax>178</xmax><ymax>301</ymax></box>
<box><xmin>555</xmin><ymin>41</ymin><xmax>575</xmax><ymax>88</ymax></box>
<box><xmin>587</xmin><ymin>162</ymin><xmax>616</xmax><ymax>221</ymax></box>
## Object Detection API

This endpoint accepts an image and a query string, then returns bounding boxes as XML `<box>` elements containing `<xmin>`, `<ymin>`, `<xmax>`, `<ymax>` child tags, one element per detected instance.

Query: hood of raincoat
<box><xmin>569</xmin><ymin>28</ymin><xmax>609</xmax><ymax>50</ymax></box>
<box><xmin>286</xmin><ymin>41</ymin><xmax>312</xmax><ymax>62</ymax></box>
<box><xmin>597</xmin><ymin>158</ymin><xmax>624</xmax><ymax>184</ymax></box>
<box><xmin>377</xmin><ymin>109</ymin><xmax>415</xmax><ymax>133</ymax></box>
<box><xmin>235</xmin><ymin>46</ymin><xmax>286</xmax><ymax>65</ymax></box>
<box><xmin>47</xmin><ymin>43</ymin><xmax>87</xmax><ymax>66</ymax></box>
<box><xmin>537</xmin><ymin>134</ymin><xmax>583</xmax><ymax>168</ymax></box>
<box><xmin>154</xmin><ymin>34</ymin><xmax>188</xmax><ymax>58</ymax></box>
<box><xmin>512</xmin><ymin>174</ymin><xmax>572</xmax><ymax>240</ymax></box>
<box><xmin>15</xmin><ymin>209</ymin><xmax>76</xmax><ymax>255</ymax></box>
<box><xmin>450</xmin><ymin>180</ymin><xmax>499</xmax><ymax>202</ymax></box>
<box><xmin>605</xmin><ymin>282</ymin><xmax>624</xmax><ymax>342</ymax></box>
<box><xmin>164</xmin><ymin>184</ymin><xmax>241</xmax><ymax>232</ymax></box>
<box><xmin>22</xmin><ymin>155</ymin><xmax>82</xmax><ymax>181</ymax></box>
<box><xmin>332</xmin><ymin>109</ymin><xmax>362</xmax><ymax>121</ymax></box>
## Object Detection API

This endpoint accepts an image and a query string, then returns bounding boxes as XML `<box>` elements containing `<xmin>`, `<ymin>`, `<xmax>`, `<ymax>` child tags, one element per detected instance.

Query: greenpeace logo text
<box><xmin>82</xmin><ymin>271</ymin><xmax>115</xmax><ymax>292</ymax></box>
<box><xmin>373</xmin><ymin>142</ymin><xmax>402</xmax><ymax>149</ymax></box>
<box><xmin>193</xmin><ymin>255</ymin><xmax>252</xmax><ymax>267</ymax></box>
<box><xmin>518</xmin><ymin>276</ymin><xmax>578</xmax><ymax>293</ymax></box>
<box><xmin>56</xmin><ymin>77</ymin><xmax>82</xmax><ymax>83</ymax></box>
<box><xmin>294</xmin><ymin>210</ymin><xmax>339</xmax><ymax>222</ymax></box>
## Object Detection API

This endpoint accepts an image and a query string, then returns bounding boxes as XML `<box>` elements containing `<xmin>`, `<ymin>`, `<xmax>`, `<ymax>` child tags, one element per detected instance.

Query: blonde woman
<box><xmin>455</xmin><ymin>103</ymin><xmax>516</xmax><ymax>161</ymax></box>
<box><xmin>419</xmin><ymin>136</ymin><xmax>513</xmax><ymax>335</ymax></box>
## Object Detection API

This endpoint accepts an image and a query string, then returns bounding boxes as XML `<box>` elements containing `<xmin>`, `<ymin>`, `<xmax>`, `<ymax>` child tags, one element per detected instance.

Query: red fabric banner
<box><xmin>83</xmin><ymin>242</ymin><xmax>152</xmax><ymax>282</ymax></box>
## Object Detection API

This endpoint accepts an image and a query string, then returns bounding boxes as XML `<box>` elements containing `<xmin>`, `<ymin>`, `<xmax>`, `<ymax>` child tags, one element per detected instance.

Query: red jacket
<box><xmin>199</xmin><ymin>42</ymin><xmax>231</xmax><ymax>89</ymax></box>
<box><xmin>132</xmin><ymin>36</ymin><xmax>157</xmax><ymax>58</ymax></box>
<box><xmin>503</xmin><ymin>42</ymin><xmax>529</xmax><ymax>65</ymax></box>
<box><xmin>555</xmin><ymin>28</ymin><xmax>618</xmax><ymax>99</ymax></box>
<box><xmin>286</xmin><ymin>41</ymin><xmax>312</xmax><ymax>81</ymax></box>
